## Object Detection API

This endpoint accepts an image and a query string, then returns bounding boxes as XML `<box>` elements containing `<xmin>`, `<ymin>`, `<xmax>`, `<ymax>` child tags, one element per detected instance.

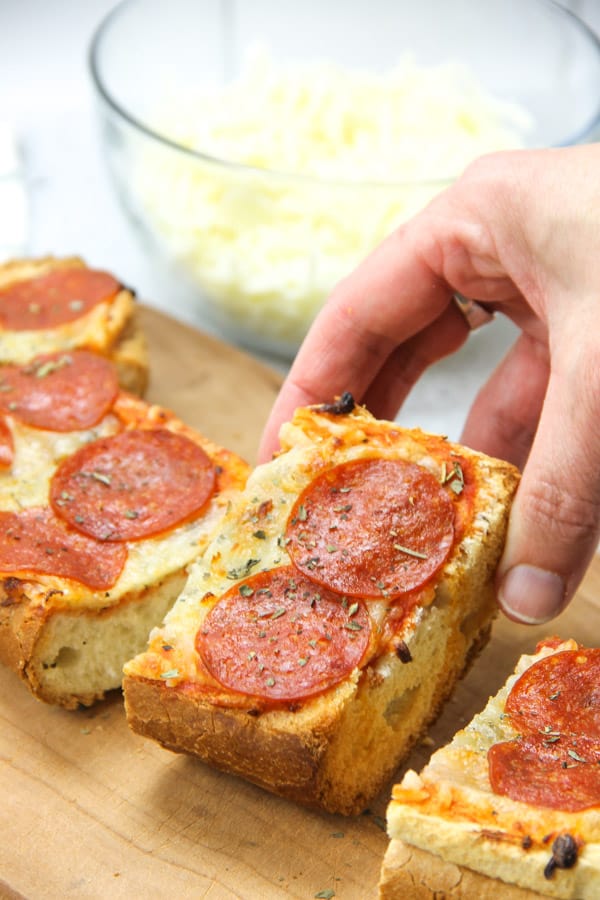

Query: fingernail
<box><xmin>498</xmin><ymin>565</ymin><xmax>566</xmax><ymax>624</ymax></box>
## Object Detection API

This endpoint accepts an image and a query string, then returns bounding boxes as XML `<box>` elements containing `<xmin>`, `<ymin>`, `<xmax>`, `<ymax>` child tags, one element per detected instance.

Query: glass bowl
<box><xmin>90</xmin><ymin>0</ymin><xmax>600</xmax><ymax>359</ymax></box>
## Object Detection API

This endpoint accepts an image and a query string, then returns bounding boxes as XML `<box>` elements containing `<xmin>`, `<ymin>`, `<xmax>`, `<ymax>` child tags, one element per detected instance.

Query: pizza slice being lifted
<box><xmin>380</xmin><ymin>638</ymin><xmax>600</xmax><ymax>899</ymax></box>
<box><xmin>0</xmin><ymin>348</ymin><xmax>248</xmax><ymax>708</ymax></box>
<box><xmin>123</xmin><ymin>397</ymin><xmax>519</xmax><ymax>815</ymax></box>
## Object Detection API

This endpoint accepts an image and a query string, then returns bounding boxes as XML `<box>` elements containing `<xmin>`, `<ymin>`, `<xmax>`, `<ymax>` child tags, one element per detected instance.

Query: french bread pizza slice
<box><xmin>123</xmin><ymin>397</ymin><xmax>519</xmax><ymax>815</ymax></box>
<box><xmin>0</xmin><ymin>349</ymin><xmax>249</xmax><ymax>708</ymax></box>
<box><xmin>0</xmin><ymin>255</ymin><xmax>148</xmax><ymax>394</ymax></box>
<box><xmin>380</xmin><ymin>638</ymin><xmax>600</xmax><ymax>899</ymax></box>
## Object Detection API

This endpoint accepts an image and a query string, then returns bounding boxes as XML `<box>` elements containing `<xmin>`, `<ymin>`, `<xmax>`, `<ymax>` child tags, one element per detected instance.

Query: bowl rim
<box><xmin>89</xmin><ymin>0</ymin><xmax>600</xmax><ymax>188</ymax></box>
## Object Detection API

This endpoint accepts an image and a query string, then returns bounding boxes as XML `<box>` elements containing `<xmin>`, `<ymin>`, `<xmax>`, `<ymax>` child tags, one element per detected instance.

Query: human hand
<box><xmin>259</xmin><ymin>144</ymin><xmax>600</xmax><ymax>624</ymax></box>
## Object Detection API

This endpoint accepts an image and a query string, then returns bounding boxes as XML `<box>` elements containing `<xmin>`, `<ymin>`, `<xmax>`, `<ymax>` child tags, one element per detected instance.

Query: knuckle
<box><xmin>490</xmin><ymin>408</ymin><xmax>537</xmax><ymax>470</ymax></box>
<box><xmin>523</xmin><ymin>476</ymin><xmax>600</xmax><ymax>547</ymax></box>
<box><xmin>384</xmin><ymin>348</ymin><xmax>425</xmax><ymax>397</ymax></box>
<box><xmin>573</xmin><ymin>349</ymin><xmax>600</xmax><ymax>412</ymax></box>
<box><xmin>459</xmin><ymin>148</ymin><xmax>528</xmax><ymax>186</ymax></box>
<box><xmin>460</xmin><ymin>151</ymin><xmax>499</xmax><ymax>182</ymax></box>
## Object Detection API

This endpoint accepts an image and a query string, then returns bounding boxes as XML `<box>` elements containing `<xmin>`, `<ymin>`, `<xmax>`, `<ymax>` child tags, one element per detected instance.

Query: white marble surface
<box><xmin>1</xmin><ymin>0</ymin><xmax>599</xmax><ymax>441</ymax></box>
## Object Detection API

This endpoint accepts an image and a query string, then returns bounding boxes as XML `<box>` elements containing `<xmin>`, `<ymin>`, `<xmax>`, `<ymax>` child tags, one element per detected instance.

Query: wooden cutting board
<box><xmin>1</xmin><ymin>307</ymin><xmax>599</xmax><ymax>900</ymax></box>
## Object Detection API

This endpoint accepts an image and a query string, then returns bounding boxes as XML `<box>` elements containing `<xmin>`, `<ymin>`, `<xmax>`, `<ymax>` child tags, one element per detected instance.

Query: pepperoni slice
<box><xmin>196</xmin><ymin>565</ymin><xmax>371</xmax><ymax>702</ymax></box>
<box><xmin>0</xmin><ymin>268</ymin><xmax>121</xmax><ymax>331</ymax></box>
<box><xmin>488</xmin><ymin>649</ymin><xmax>600</xmax><ymax>812</ymax></box>
<box><xmin>0</xmin><ymin>351</ymin><xmax>119</xmax><ymax>432</ymax></box>
<box><xmin>505</xmin><ymin>649</ymin><xmax>600</xmax><ymax>741</ymax></box>
<box><xmin>0</xmin><ymin>508</ymin><xmax>127</xmax><ymax>590</ymax></box>
<box><xmin>488</xmin><ymin>734</ymin><xmax>600</xmax><ymax>812</ymax></box>
<box><xmin>50</xmin><ymin>428</ymin><xmax>216</xmax><ymax>541</ymax></box>
<box><xmin>0</xmin><ymin>416</ymin><xmax>13</xmax><ymax>468</ymax></box>
<box><xmin>285</xmin><ymin>458</ymin><xmax>455</xmax><ymax>599</ymax></box>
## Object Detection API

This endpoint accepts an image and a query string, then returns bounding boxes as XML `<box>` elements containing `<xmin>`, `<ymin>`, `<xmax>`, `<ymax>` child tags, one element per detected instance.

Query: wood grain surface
<box><xmin>1</xmin><ymin>307</ymin><xmax>599</xmax><ymax>900</ymax></box>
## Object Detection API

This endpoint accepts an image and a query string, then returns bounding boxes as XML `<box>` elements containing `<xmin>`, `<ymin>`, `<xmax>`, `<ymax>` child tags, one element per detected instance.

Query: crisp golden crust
<box><xmin>379</xmin><ymin>839</ymin><xmax>548</xmax><ymax>899</ymax></box>
<box><xmin>124</xmin><ymin>403</ymin><xmax>519</xmax><ymax>814</ymax></box>
<box><xmin>384</xmin><ymin>640</ymin><xmax>600</xmax><ymax>899</ymax></box>
<box><xmin>0</xmin><ymin>255</ymin><xmax>148</xmax><ymax>395</ymax></box>
<box><xmin>0</xmin><ymin>389</ymin><xmax>250</xmax><ymax>709</ymax></box>
<box><xmin>124</xmin><ymin>673</ymin><xmax>353</xmax><ymax>805</ymax></box>
<box><xmin>124</xmin><ymin>617</ymin><xmax>494</xmax><ymax>814</ymax></box>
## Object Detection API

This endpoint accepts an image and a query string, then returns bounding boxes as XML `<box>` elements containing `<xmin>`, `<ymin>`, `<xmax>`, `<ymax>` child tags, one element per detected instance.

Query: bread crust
<box><xmin>0</xmin><ymin>255</ymin><xmax>148</xmax><ymax>395</ymax></box>
<box><xmin>379</xmin><ymin>839</ymin><xmax>548</xmax><ymax>899</ymax></box>
<box><xmin>124</xmin><ymin>612</ymin><xmax>494</xmax><ymax>813</ymax></box>
<box><xmin>124</xmin><ymin>405</ymin><xmax>519</xmax><ymax>814</ymax></box>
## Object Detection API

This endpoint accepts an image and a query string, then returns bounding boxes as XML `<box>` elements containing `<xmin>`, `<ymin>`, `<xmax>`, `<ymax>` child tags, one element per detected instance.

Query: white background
<box><xmin>1</xmin><ymin>0</ymin><xmax>599</xmax><ymax>440</ymax></box>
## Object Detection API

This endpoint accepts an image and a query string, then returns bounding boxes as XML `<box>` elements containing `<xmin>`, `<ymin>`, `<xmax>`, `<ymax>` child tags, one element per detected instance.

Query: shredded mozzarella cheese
<box><xmin>133</xmin><ymin>52</ymin><xmax>531</xmax><ymax>353</ymax></box>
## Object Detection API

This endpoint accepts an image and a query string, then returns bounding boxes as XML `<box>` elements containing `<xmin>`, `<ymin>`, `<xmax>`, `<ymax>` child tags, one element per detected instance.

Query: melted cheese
<box><xmin>0</xmin><ymin>408</ymin><xmax>243</xmax><ymax>610</ymax></box>
<box><xmin>0</xmin><ymin>415</ymin><xmax>120</xmax><ymax>508</ymax></box>
<box><xmin>131</xmin><ymin>405</ymin><xmax>500</xmax><ymax>687</ymax></box>
<box><xmin>0</xmin><ymin>298</ymin><xmax>117</xmax><ymax>363</ymax></box>
<box><xmin>387</xmin><ymin>640</ymin><xmax>600</xmax><ymax>898</ymax></box>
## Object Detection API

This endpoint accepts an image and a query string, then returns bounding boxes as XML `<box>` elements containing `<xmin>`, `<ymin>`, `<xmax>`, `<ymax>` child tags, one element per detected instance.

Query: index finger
<box><xmin>258</xmin><ymin>224</ymin><xmax>453</xmax><ymax>461</ymax></box>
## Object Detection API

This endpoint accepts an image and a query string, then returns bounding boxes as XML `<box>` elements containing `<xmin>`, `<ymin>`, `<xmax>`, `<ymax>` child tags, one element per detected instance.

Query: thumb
<box><xmin>496</xmin><ymin>341</ymin><xmax>600</xmax><ymax>624</ymax></box>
